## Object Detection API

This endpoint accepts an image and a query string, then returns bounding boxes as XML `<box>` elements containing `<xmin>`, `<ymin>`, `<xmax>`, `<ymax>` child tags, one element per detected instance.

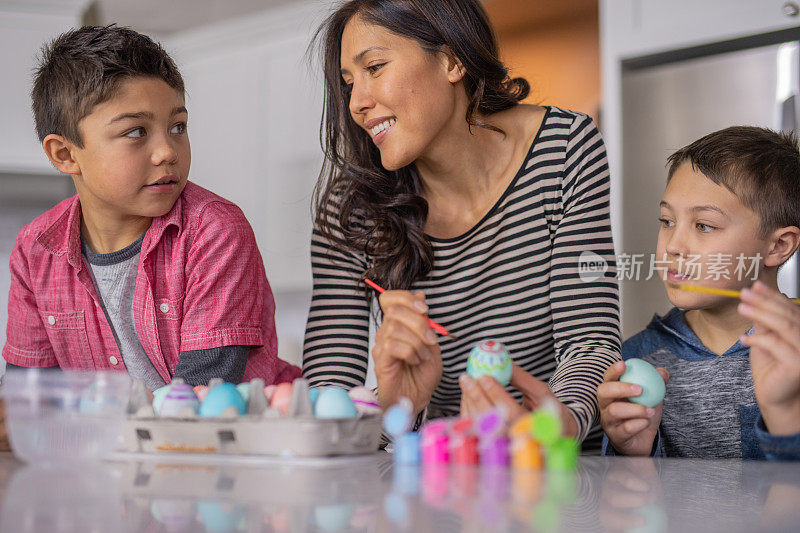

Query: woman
<box><xmin>302</xmin><ymin>0</ymin><xmax>620</xmax><ymax>448</ymax></box>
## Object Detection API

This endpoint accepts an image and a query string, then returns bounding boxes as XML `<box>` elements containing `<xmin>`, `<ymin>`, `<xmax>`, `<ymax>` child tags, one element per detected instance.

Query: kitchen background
<box><xmin>1</xmin><ymin>0</ymin><xmax>798</xmax><ymax>373</ymax></box>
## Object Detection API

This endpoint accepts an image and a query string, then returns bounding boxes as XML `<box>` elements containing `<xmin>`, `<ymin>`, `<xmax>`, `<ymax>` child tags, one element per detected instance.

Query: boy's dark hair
<box><xmin>31</xmin><ymin>24</ymin><xmax>184</xmax><ymax>147</ymax></box>
<box><xmin>667</xmin><ymin>126</ymin><xmax>800</xmax><ymax>238</ymax></box>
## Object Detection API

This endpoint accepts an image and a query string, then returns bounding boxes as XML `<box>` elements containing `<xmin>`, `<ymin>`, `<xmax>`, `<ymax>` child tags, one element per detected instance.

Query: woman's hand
<box><xmin>597</xmin><ymin>361</ymin><xmax>668</xmax><ymax>456</ymax></box>
<box><xmin>739</xmin><ymin>281</ymin><xmax>800</xmax><ymax>436</ymax></box>
<box><xmin>459</xmin><ymin>364</ymin><xmax>579</xmax><ymax>437</ymax></box>
<box><xmin>372</xmin><ymin>290</ymin><xmax>443</xmax><ymax>414</ymax></box>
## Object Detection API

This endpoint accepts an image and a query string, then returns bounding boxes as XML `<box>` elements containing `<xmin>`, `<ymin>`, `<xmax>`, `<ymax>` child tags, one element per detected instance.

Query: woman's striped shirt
<box><xmin>302</xmin><ymin>107</ymin><xmax>621</xmax><ymax>449</ymax></box>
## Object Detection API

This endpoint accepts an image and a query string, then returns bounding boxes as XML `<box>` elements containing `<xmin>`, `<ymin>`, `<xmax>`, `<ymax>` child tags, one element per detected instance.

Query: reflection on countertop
<box><xmin>0</xmin><ymin>452</ymin><xmax>798</xmax><ymax>532</ymax></box>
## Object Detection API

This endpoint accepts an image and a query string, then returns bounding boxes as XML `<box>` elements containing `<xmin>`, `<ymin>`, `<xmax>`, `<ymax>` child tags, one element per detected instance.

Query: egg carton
<box><xmin>119</xmin><ymin>378</ymin><xmax>382</xmax><ymax>457</ymax></box>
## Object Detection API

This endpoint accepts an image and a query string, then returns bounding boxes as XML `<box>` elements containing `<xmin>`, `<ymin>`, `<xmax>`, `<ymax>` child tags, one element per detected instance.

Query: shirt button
<box><xmin>109</xmin><ymin>356</ymin><xmax>118</xmax><ymax>365</ymax></box>
<box><xmin>47</xmin><ymin>315</ymin><xmax>56</xmax><ymax>325</ymax></box>
<box><xmin>159</xmin><ymin>303</ymin><xmax>170</xmax><ymax>314</ymax></box>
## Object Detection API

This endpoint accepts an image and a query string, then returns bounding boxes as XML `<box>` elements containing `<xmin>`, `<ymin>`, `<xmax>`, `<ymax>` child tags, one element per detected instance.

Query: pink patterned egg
<box><xmin>348</xmin><ymin>386</ymin><xmax>381</xmax><ymax>415</ymax></box>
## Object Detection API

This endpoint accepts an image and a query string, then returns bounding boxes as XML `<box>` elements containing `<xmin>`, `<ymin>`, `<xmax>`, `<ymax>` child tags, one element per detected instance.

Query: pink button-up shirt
<box><xmin>4</xmin><ymin>182</ymin><xmax>300</xmax><ymax>384</ymax></box>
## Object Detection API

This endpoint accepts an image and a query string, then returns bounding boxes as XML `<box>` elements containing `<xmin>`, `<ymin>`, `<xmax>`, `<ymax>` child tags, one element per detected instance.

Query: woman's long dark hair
<box><xmin>312</xmin><ymin>0</ymin><xmax>529</xmax><ymax>293</ymax></box>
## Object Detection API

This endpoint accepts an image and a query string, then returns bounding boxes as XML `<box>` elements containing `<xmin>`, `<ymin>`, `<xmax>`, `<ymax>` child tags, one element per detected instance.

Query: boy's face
<box><xmin>656</xmin><ymin>162</ymin><xmax>772</xmax><ymax>310</ymax></box>
<box><xmin>70</xmin><ymin>76</ymin><xmax>190</xmax><ymax>221</ymax></box>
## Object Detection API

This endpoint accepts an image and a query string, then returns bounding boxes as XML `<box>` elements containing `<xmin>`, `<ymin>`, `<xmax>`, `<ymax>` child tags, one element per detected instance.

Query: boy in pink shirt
<box><xmin>3</xmin><ymin>25</ymin><xmax>300</xmax><ymax>388</ymax></box>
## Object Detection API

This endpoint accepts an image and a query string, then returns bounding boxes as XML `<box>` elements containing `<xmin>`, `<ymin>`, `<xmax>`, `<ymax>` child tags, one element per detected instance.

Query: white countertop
<box><xmin>0</xmin><ymin>452</ymin><xmax>798</xmax><ymax>532</ymax></box>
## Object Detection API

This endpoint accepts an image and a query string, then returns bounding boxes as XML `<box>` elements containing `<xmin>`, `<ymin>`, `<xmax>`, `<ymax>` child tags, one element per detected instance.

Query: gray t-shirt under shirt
<box><xmin>82</xmin><ymin>235</ymin><xmax>251</xmax><ymax>390</ymax></box>
<box><xmin>82</xmin><ymin>234</ymin><xmax>166</xmax><ymax>390</ymax></box>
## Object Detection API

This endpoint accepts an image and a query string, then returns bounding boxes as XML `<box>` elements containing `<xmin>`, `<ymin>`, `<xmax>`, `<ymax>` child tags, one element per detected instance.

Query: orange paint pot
<box><xmin>511</xmin><ymin>436</ymin><xmax>542</xmax><ymax>469</ymax></box>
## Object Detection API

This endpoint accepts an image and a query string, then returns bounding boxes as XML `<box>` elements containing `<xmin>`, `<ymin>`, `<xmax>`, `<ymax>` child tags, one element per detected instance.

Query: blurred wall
<box><xmin>485</xmin><ymin>0</ymin><xmax>600</xmax><ymax>121</ymax></box>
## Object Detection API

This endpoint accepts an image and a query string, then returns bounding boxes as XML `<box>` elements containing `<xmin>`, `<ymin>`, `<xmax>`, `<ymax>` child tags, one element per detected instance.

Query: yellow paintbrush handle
<box><xmin>677</xmin><ymin>283</ymin><xmax>800</xmax><ymax>304</ymax></box>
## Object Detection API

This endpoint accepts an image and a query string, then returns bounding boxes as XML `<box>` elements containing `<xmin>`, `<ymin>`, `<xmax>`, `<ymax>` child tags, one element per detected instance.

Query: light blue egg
<box><xmin>152</xmin><ymin>384</ymin><xmax>171</xmax><ymax>415</ymax></box>
<box><xmin>314</xmin><ymin>386</ymin><xmax>358</xmax><ymax>419</ymax></box>
<box><xmin>309</xmin><ymin>387</ymin><xmax>320</xmax><ymax>406</ymax></box>
<box><xmin>199</xmin><ymin>383</ymin><xmax>246</xmax><ymax>417</ymax></box>
<box><xmin>235</xmin><ymin>382</ymin><xmax>250</xmax><ymax>403</ymax></box>
<box><xmin>620</xmin><ymin>358</ymin><xmax>666</xmax><ymax>408</ymax></box>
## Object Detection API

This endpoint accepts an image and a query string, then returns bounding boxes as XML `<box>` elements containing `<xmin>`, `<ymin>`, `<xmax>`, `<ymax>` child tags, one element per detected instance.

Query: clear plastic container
<box><xmin>1</xmin><ymin>369</ymin><xmax>131</xmax><ymax>464</ymax></box>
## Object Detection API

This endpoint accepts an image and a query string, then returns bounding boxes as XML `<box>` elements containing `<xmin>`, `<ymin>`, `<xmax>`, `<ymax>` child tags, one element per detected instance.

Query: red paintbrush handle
<box><xmin>364</xmin><ymin>278</ymin><xmax>453</xmax><ymax>338</ymax></box>
<box><xmin>363</xmin><ymin>278</ymin><xmax>385</xmax><ymax>294</ymax></box>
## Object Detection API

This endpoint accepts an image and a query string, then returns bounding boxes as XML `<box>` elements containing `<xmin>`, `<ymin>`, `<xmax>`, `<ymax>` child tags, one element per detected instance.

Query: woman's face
<box><xmin>339</xmin><ymin>16</ymin><xmax>464</xmax><ymax>170</ymax></box>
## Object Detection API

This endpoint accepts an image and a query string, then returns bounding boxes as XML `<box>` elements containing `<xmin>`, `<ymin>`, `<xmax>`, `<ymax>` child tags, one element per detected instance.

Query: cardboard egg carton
<box><xmin>120</xmin><ymin>378</ymin><xmax>382</xmax><ymax>457</ymax></box>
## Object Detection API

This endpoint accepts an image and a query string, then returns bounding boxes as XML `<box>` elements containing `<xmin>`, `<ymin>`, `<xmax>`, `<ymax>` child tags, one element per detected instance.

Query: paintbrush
<box><xmin>363</xmin><ymin>278</ymin><xmax>459</xmax><ymax>340</ymax></box>
<box><xmin>677</xmin><ymin>283</ymin><xmax>800</xmax><ymax>304</ymax></box>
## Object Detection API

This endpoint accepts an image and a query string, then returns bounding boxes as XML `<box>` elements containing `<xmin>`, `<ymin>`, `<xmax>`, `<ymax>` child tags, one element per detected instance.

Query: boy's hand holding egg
<box><xmin>598</xmin><ymin>360</ymin><xmax>669</xmax><ymax>456</ymax></box>
<box><xmin>619</xmin><ymin>359</ymin><xmax>666</xmax><ymax>408</ymax></box>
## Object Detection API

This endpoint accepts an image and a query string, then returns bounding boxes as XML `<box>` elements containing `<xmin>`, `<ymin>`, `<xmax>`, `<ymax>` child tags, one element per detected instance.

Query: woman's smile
<box><xmin>367</xmin><ymin>117</ymin><xmax>397</xmax><ymax>144</ymax></box>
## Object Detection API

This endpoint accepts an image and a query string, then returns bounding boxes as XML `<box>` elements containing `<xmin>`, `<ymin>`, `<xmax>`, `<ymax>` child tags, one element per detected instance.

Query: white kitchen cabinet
<box><xmin>604</xmin><ymin>0</ymin><xmax>800</xmax><ymax>59</ymax></box>
<box><xmin>0</xmin><ymin>1</ymin><xmax>88</xmax><ymax>175</ymax></box>
<box><xmin>164</xmin><ymin>1</ymin><xmax>332</xmax><ymax>367</ymax></box>
<box><xmin>165</xmin><ymin>1</ymin><xmax>328</xmax><ymax>294</ymax></box>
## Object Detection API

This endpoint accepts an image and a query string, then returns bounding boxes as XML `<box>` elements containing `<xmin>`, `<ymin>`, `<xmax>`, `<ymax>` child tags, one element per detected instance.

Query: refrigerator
<box><xmin>620</xmin><ymin>36</ymin><xmax>800</xmax><ymax>339</ymax></box>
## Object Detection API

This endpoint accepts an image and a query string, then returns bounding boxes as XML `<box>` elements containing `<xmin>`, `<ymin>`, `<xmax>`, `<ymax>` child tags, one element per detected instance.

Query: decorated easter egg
<box><xmin>152</xmin><ymin>384</ymin><xmax>171</xmax><ymax>415</ymax></box>
<box><xmin>314</xmin><ymin>386</ymin><xmax>358</xmax><ymax>419</ymax></box>
<box><xmin>199</xmin><ymin>383</ymin><xmax>246</xmax><ymax>417</ymax></box>
<box><xmin>235</xmin><ymin>382</ymin><xmax>250</xmax><ymax>403</ymax></box>
<box><xmin>620</xmin><ymin>358</ymin><xmax>666</xmax><ymax>408</ymax></box>
<box><xmin>467</xmin><ymin>340</ymin><xmax>512</xmax><ymax>386</ymax></box>
<box><xmin>348</xmin><ymin>386</ymin><xmax>381</xmax><ymax>415</ymax></box>
<box><xmin>159</xmin><ymin>382</ymin><xmax>200</xmax><ymax>417</ymax></box>
<box><xmin>194</xmin><ymin>385</ymin><xmax>209</xmax><ymax>402</ymax></box>
<box><xmin>270</xmin><ymin>382</ymin><xmax>293</xmax><ymax>416</ymax></box>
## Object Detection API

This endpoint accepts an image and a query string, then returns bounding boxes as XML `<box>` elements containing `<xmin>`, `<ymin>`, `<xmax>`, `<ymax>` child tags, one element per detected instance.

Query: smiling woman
<box><xmin>316</xmin><ymin>0</ymin><xmax>529</xmax><ymax>289</ymax></box>
<box><xmin>303</xmin><ymin>0</ymin><xmax>621</xmax><ymax>450</ymax></box>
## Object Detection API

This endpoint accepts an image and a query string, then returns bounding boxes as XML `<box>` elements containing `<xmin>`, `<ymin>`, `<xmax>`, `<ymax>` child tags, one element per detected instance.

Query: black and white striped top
<box><xmin>302</xmin><ymin>107</ymin><xmax>621</xmax><ymax>448</ymax></box>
